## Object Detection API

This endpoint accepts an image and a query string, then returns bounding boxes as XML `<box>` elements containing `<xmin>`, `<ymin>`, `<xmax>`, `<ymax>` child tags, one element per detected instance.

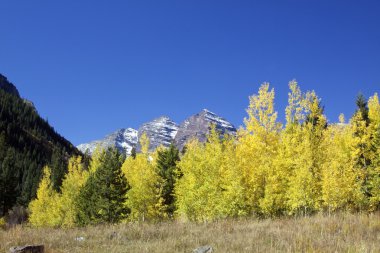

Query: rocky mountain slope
<box><xmin>137</xmin><ymin>116</ymin><xmax>179</xmax><ymax>152</ymax></box>
<box><xmin>77</xmin><ymin>128</ymin><xmax>138</xmax><ymax>155</ymax></box>
<box><xmin>77</xmin><ymin>109</ymin><xmax>237</xmax><ymax>155</ymax></box>
<box><xmin>174</xmin><ymin>109</ymin><xmax>237</xmax><ymax>150</ymax></box>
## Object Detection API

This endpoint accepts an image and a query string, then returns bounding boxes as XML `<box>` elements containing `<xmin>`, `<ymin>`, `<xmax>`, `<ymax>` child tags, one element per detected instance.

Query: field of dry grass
<box><xmin>1</xmin><ymin>212</ymin><xmax>380</xmax><ymax>253</ymax></box>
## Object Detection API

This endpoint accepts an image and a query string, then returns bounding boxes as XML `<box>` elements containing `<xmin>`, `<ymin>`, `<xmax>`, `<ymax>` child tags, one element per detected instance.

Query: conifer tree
<box><xmin>350</xmin><ymin>94</ymin><xmax>372</xmax><ymax>206</ymax></box>
<box><xmin>77</xmin><ymin>147</ymin><xmax>129</xmax><ymax>225</ymax></box>
<box><xmin>156</xmin><ymin>144</ymin><xmax>180</xmax><ymax>216</ymax></box>
<box><xmin>50</xmin><ymin>147</ymin><xmax>67</xmax><ymax>192</ymax></box>
<box><xmin>356</xmin><ymin>93</ymin><xmax>370</xmax><ymax>125</ymax></box>
<box><xmin>130</xmin><ymin>147</ymin><xmax>137</xmax><ymax>159</ymax></box>
<box><xmin>0</xmin><ymin>145</ymin><xmax>19</xmax><ymax>215</ymax></box>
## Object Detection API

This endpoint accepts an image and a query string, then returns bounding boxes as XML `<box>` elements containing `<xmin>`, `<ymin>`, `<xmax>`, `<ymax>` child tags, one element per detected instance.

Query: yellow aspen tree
<box><xmin>29</xmin><ymin>166</ymin><xmax>59</xmax><ymax>227</ymax></box>
<box><xmin>236</xmin><ymin>83</ymin><xmax>281</xmax><ymax>215</ymax></box>
<box><xmin>368</xmin><ymin>93</ymin><xmax>380</xmax><ymax>209</ymax></box>
<box><xmin>55</xmin><ymin>156</ymin><xmax>89</xmax><ymax>227</ymax></box>
<box><xmin>175</xmin><ymin>127</ymin><xmax>244</xmax><ymax>221</ymax></box>
<box><xmin>220</xmin><ymin>135</ymin><xmax>247</xmax><ymax>217</ymax></box>
<box><xmin>321</xmin><ymin>116</ymin><xmax>362</xmax><ymax>212</ymax></box>
<box><xmin>285</xmin><ymin>80</ymin><xmax>308</xmax><ymax>125</ymax></box>
<box><xmin>174</xmin><ymin>139</ymin><xmax>203</xmax><ymax>221</ymax></box>
<box><xmin>176</xmin><ymin>129</ymin><xmax>224</xmax><ymax>221</ymax></box>
<box><xmin>286</xmin><ymin>90</ymin><xmax>327</xmax><ymax>215</ymax></box>
<box><xmin>259</xmin><ymin>80</ymin><xmax>305</xmax><ymax>216</ymax></box>
<box><xmin>122</xmin><ymin>133</ymin><xmax>165</xmax><ymax>221</ymax></box>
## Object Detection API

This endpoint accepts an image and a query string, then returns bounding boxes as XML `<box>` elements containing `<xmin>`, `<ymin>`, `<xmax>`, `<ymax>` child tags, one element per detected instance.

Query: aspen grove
<box><xmin>28</xmin><ymin>81</ymin><xmax>380</xmax><ymax>226</ymax></box>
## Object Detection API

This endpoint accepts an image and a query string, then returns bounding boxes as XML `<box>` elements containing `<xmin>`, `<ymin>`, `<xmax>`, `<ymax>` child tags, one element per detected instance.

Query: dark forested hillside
<box><xmin>0</xmin><ymin>74</ymin><xmax>80</xmax><ymax>216</ymax></box>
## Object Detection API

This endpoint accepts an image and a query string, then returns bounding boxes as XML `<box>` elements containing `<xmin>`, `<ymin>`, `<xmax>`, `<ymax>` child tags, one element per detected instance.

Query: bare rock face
<box><xmin>9</xmin><ymin>245</ymin><xmax>44</xmax><ymax>253</ymax></box>
<box><xmin>0</xmin><ymin>74</ymin><xmax>20</xmax><ymax>97</ymax></box>
<box><xmin>174</xmin><ymin>109</ymin><xmax>236</xmax><ymax>150</ymax></box>
<box><xmin>137</xmin><ymin>116</ymin><xmax>179</xmax><ymax>152</ymax></box>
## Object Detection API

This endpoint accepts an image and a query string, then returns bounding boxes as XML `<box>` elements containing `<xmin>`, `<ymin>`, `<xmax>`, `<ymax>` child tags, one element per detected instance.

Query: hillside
<box><xmin>0</xmin><ymin>74</ymin><xmax>80</xmax><ymax>215</ymax></box>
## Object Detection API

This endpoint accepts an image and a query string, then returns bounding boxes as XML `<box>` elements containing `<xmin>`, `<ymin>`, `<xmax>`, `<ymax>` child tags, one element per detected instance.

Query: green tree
<box><xmin>350</xmin><ymin>94</ymin><xmax>372</xmax><ymax>205</ymax></box>
<box><xmin>156</xmin><ymin>144</ymin><xmax>180</xmax><ymax>216</ymax></box>
<box><xmin>50</xmin><ymin>147</ymin><xmax>67</xmax><ymax>192</ymax></box>
<box><xmin>0</xmin><ymin>145</ymin><xmax>19</xmax><ymax>215</ymax></box>
<box><xmin>130</xmin><ymin>147</ymin><xmax>137</xmax><ymax>159</ymax></box>
<box><xmin>356</xmin><ymin>93</ymin><xmax>369</xmax><ymax>125</ymax></box>
<box><xmin>77</xmin><ymin>147</ymin><xmax>129</xmax><ymax>225</ymax></box>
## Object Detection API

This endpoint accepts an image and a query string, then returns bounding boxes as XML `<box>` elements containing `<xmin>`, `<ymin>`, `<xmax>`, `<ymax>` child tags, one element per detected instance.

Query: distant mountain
<box><xmin>77</xmin><ymin>109</ymin><xmax>237</xmax><ymax>155</ymax></box>
<box><xmin>0</xmin><ymin>74</ymin><xmax>80</xmax><ymax>215</ymax></box>
<box><xmin>137</xmin><ymin>116</ymin><xmax>179</xmax><ymax>152</ymax></box>
<box><xmin>174</xmin><ymin>109</ymin><xmax>237</xmax><ymax>150</ymax></box>
<box><xmin>78</xmin><ymin>117</ymin><xmax>179</xmax><ymax>155</ymax></box>
<box><xmin>77</xmin><ymin>128</ymin><xmax>138</xmax><ymax>155</ymax></box>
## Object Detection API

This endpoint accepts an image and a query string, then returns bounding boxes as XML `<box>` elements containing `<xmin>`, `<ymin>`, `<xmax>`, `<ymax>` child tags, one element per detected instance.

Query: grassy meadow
<box><xmin>1</xmin><ymin>212</ymin><xmax>380</xmax><ymax>253</ymax></box>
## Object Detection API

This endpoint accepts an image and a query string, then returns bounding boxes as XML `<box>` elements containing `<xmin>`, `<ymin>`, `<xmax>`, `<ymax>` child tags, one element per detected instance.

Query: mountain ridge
<box><xmin>77</xmin><ymin>109</ymin><xmax>237</xmax><ymax>155</ymax></box>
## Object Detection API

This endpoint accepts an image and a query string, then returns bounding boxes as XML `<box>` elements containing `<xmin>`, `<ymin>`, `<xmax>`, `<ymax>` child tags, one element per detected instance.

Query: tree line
<box><xmin>28</xmin><ymin>81</ymin><xmax>380</xmax><ymax>226</ymax></box>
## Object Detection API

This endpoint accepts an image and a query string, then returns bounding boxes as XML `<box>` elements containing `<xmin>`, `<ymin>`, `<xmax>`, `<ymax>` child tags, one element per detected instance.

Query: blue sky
<box><xmin>1</xmin><ymin>1</ymin><xmax>379</xmax><ymax>145</ymax></box>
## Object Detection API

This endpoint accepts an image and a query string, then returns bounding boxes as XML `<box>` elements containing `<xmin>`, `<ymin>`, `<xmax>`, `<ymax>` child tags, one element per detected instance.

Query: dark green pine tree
<box><xmin>304</xmin><ymin>96</ymin><xmax>327</xmax><ymax>129</ymax></box>
<box><xmin>156</xmin><ymin>144</ymin><xmax>180</xmax><ymax>216</ymax></box>
<box><xmin>0</xmin><ymin>134</ymin><xmax>19</xmax><ymax>215</ymax></box>
<box><xmin>130</xmin><ymin>147</ymin><xmax>137</xmax><ymax>159</ymax></box>
<box><xmin>352</xmin><ymin>93</ymin><xmax>372</xmax><ymax>199</ymax></box>
<box><xmin>356</xmin><ymin>93</ymin><xmax>370</xmax><ymax>125</ymax></box>
<box><xmin>50</xmin><ymin>147</ymin><xmax>67</xmax><ymax>192</ymax></box>
<box><xmin>76</xmin><ymin>147</ymin><xmax>130</xmax><ymax>225</ymax></box>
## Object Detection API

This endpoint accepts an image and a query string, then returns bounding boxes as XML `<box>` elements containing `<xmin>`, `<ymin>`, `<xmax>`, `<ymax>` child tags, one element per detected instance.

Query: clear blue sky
<box><xmin>1</xmin><ymin>1</ymin><xmax>379</xmax><ymax>145</ymax></box>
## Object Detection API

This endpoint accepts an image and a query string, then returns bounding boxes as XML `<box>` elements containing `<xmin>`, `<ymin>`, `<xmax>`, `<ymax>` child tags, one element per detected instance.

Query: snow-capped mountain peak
<box><xmin>77</xmin><ymin>109</ymin><xmax>236</xmax><ymax>155</ymax></box>
<box><xmin>137</xmin><ymin>116</ymin><xmax>179</xmax><ymax>151</ymax></box>
<box><xmin>77</xmin><ymin>128</ymin><xmax>138</xmax><ymax>155</ymax></box>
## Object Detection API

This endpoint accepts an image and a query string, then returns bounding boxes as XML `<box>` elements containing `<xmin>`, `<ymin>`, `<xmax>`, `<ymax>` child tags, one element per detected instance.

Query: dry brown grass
<box><xmin>1</xmin><ymin>212</ymin><xmax>380</xmax><ymax>253</ymax></box>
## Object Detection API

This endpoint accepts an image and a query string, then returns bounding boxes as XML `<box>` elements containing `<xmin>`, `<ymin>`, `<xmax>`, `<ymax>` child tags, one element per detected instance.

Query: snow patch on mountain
<box><xmin>77</xmin><ymin>128</ymin><xmax>138</xmax><ymax>155</ymax></box>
